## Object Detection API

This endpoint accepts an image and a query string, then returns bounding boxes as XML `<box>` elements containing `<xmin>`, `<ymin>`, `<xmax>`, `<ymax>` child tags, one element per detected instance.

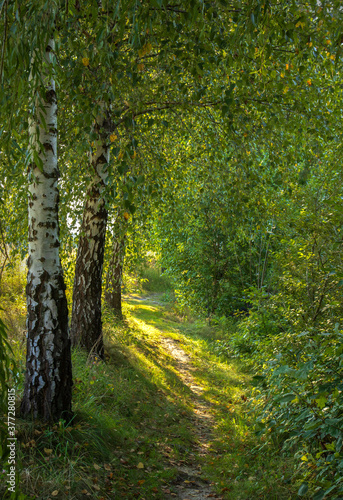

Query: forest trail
<box><xmin>127</xmin><ymin>295</ymin><xmax>225</xmax><ymax>499</ymax></box>
<box><xmin>158</xmin><ymin>335</ymin><xmax>221</xmax><ymax>500</ymax></box>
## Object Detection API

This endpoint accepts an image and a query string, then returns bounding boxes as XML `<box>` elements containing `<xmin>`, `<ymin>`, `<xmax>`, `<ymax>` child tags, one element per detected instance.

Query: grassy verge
<box><xmin>1</xmin><ymin>291</ymin><xmax>302</xmax><ymax>499</ymax></box>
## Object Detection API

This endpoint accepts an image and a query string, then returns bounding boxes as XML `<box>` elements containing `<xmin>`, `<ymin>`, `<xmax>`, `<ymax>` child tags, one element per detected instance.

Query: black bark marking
<box><xmin>43</xmin><ymin>142</ymin><xmax>54</xmax><ymax>153</ymax></box>
<box><xmin>96</xmin><ymin>153</ymin><xmax>108</xmax><ymax>165</ymax></box>
<box><xmin>37</xmin><ymin>221</ymin><xmax>56</xmax><ymax>229</ymax></box>
<box><xmin>45</xmin><ymin>89</ymin><xmax>57</xmax><ymax>104</ymax></box>
<box><xmin>41</xmin><ymin>171</ymin><xmax>57</xmax><ymax>179</ymax></box>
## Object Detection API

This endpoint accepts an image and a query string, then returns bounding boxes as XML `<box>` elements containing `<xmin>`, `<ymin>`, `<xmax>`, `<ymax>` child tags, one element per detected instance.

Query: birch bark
<box><xmin>20</xmin><ymin>40</ymin><xmax>73</xmax><ymax>422</ymax></box>
<box><xmin>70</xmin><ymin>109</ymin><xmax>110</xmax><ymax>358</ymax></box>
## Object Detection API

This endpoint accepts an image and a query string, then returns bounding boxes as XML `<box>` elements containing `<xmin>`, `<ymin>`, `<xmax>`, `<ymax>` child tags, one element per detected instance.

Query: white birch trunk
<box><xmin>20</xmin><ymin>40</ymin><xmax>73</xmax><ymax>422</ymax></box>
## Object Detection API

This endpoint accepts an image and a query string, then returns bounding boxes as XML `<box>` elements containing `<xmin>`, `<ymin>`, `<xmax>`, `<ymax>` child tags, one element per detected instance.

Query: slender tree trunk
<box><xmin>105</xmin><ymin>233</ymin><xmax>126</xmax><ymax>319</ymax></box>
<box><xmin>21</xmin><ymin>40</ymin><xmax>73</xmax><ymax>422</ymax></box>
<box><xmin>70</xmin><ymin>108</ymin><xmax>110</xmax><ymax>358</ymax></box>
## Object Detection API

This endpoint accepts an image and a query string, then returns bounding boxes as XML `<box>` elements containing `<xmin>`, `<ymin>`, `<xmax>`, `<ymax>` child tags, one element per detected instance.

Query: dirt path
<box><xmin>127</xmin><ymin>294</ymin><xmax>223</xmax><ymax>499</ymax></box>
<box><xmin>159</xmin><ymin>336</ymin><xmax>222</xmax><ymax>500</ymax></box>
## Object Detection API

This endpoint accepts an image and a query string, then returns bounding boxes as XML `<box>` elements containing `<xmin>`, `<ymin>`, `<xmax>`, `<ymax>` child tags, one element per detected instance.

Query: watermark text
<box><xmin>7</xmin><ymin>388</ymin><xmax>16</xmax><ymax>493</ymax></box>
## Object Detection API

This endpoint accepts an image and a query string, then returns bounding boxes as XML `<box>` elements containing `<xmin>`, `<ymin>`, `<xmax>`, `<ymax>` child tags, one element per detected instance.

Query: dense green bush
<box><xmin>252</xmin><ymin>327</ymin><xmax>343</xmax><ymax>499</ymax></box>
<box><xmin>212</xmin><ymin>313</ymin><xmax>343</xmax><ymax>498</ymax></box>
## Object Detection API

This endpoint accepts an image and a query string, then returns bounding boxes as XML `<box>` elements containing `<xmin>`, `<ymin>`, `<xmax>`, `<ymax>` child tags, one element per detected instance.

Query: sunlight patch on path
<box><xmin>159</xmin><ymin>335</ymin><xmax>223</xmax><ymax>500</ymax></box>
<box><xmin>128</xmin><ymin>299</ymin><xmax>223</xmax><ymax>499</ymax></box>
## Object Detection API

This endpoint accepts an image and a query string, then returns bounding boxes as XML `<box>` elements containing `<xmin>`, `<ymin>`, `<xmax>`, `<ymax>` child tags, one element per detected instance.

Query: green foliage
<box><xmin>250</xmin><ymin>326</ymin><xmax>343</xmax><ymax>498</ymax></box>
<box><xmin>0</xmin><ymin>258</ymin><xmax>26</xmax><ymax>340</ymax></box>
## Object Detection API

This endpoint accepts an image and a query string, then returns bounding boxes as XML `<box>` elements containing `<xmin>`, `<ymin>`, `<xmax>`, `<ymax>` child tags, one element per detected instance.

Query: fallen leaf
<box><xmin>137</xmin><ymin>462</ymin><xmax>144</xmax><ymax>469</ymax></box>
<box><xmin>44</xmin><ymin>448</ymin><xmax>53</xmax><ymax>455</ymax></box>
<box><xmin>93</xmin><ymin>485</ymin><xmax>100</xmax><ymax>491</ymax></box>
<box><xmin>104</xmin><ymin>463</ymin><xmax>111</xmax><ymax>471</ymax></box>
<box><xmin>93</xmin><ymin>463</ymin><xmax>101</xmax><ymax>470</ymax></box>
<box><xmin>51</xmin><ymin>491</ymin><xmax>59</xmax><ymax>497</ymax></box>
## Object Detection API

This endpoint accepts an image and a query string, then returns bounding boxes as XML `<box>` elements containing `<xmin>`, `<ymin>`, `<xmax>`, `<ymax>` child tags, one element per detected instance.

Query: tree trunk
<box><xmin>70</xmin><ymin>109</ymin><xmax>110</xmax><ymax>358</ymax></box>
<box><xmin>105</xmin><ymin>233</ymin><xmax>126</xmax><ymax>319</ymax></box>
<box><xmin>21</xmin><ymin>39</ymin><xmax>73</xmax><ymax>422</ymax></box>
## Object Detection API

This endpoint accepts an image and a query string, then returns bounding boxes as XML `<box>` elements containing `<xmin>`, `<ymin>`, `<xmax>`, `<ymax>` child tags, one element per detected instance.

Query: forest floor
<box><xmin>3</xmin><ymin>292</ymin><xmax>299</xmax><ymax>500</ymax></box>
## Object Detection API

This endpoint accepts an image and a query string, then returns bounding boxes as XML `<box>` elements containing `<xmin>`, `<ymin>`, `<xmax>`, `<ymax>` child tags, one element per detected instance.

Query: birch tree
<box><xmin>70</xmin><ymin>105</ymin><xmax>111</xmax><ymax>358</ymax></box>
<box><xmin>20</xmin><ymin>38</ymin><xmax>73</xmax><ymax>422</ymax></box>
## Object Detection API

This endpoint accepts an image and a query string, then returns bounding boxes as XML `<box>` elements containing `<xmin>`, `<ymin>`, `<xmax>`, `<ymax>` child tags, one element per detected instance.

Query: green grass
<box><xmin>138</xmin><ymin>266</ymin><xmax>172</xmax><ymax>293</ymax></box>
<box><xmin>1</xmin><ymin>288</ymin><xmax>303</xmax><ymax>499</ymax></box>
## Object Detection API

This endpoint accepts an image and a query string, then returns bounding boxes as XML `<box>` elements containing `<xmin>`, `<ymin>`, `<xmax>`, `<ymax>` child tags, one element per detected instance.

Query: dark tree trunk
<box><xmin>70</xmin><ymin>109</ymin><xmax>110</xmax><ymax>358</ymax></box>
<box><xmin>105</xmin><ymin>236</ymin><xmax>126</xmax><ymax>319</ymax></box>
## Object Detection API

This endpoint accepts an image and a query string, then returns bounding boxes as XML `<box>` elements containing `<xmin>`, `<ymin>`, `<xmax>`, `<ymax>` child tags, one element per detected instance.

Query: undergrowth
<box><xmin>211</xmin><ymin>299</ymin><xmax>343</xmax><ymax>500</ymax></box>
<box><xmin>1</xmin><ymin>262</ymin><xmax>303</xmax><ymax>499</ymax></box>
